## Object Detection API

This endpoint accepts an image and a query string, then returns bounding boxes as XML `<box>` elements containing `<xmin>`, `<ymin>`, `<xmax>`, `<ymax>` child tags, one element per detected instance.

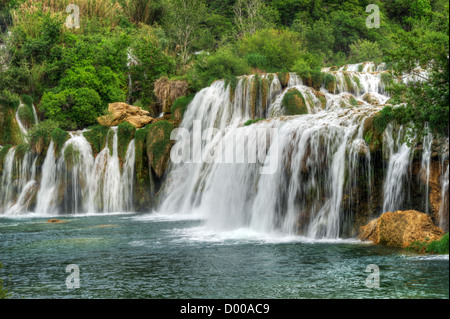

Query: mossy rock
<box><xmin>0</xmin><ymin>144</ymin><xmax>13</xmax><ymax>174</ymax></box>
<box><xmin>277</xmin><ymin>72</ymin><xmax>290</xmax><ymax>88</ymax></box>
<box><xmin>249</xmin><ymin>75</ymin><xmax>261</xmax><ymax>118</ymax></box>
<box><xmin>118</xmin><ymin>121</ymin><xmax>136</xmax><ymax>165</ymax></box>
<box><xmin>313</xmin><ymin>91</ymin><xmax>327</xmax><ymax>109</ymax></box>
<box><xmin>29</xmin><ymin>120</ymin><xmax>59</xmax><ymax>155</ymax></box>
<box><xmin>146</xmin><ymin>120</ymin><xmax>174</xmax><ymax>178</ymax></box>
<box><xmin>282</xmin><ymin>89</ymin><xmax>308</xmax><ymax>116</ymax></box>
<box><xmin>171</xmin><ymin>94</ymin><xmax>195</xmax><ymax>122</ymax></box>
<box><xmin>14</xmin><ymin>143</ymin><xmax>30</xmax><ymax>161</ymax></box>
<box><xmin>0</xmin><ymin>108</ymin><xmax>23</xmax><ymax>146</ymax></box>
<box><xmin>244</xmin><ymin>118</ymin><xmax>264</xmax><ymax>126</ymax></box>
<box><xmin>17</xmin><ymin>103</ymin><xmax>34</xmax><ymax>129</ymax></box>
<box><xmin>83</xmin><ymin>125</ymin><xmax>109</xmax><ymax>156</ymax></box>
<box><xmin>64</xmin><ymin>144</ymin><xmax>81</xmax><ymax>170</ymax></box>
<box><xmin>51</xmin><ymin>128</ymin><xmax>70</xmax><ymax>156</ymax></box>
<box><xmin>363</xmin><ymin>116</ymin><xmax>383</xmax><ymax>153</ymax></box>
<box><xmin>323</xmin><ymin>73</ymin><xmax>336</xmax><ymax>93</ymax></box>
<box><xmin>133</xmin><ymin>126</ymin><xmax>152</xmax><ymax>211</ymax></box>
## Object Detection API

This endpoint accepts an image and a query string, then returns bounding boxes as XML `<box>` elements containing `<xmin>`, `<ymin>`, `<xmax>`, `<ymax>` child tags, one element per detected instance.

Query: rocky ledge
<box><xmin>97</xmin><ymin>102</ymin><xmax>155</xmax><ymax>128</ymax></box>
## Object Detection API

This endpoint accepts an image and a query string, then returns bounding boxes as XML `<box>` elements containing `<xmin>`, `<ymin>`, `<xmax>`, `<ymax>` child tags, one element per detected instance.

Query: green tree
<box><xmin>384</xmin><ymin>6</ymin><xmax>449</xmax><ymax>137</ymax></box>
<box><xmin>233</xmin><ymin>0</ymin><xmax>278</xmax><ymax>37</ymax></box>
<box><xmin>238</xmin><ymin>28</ymin><xmax>303</xmax><ymax>71</ymax></box>
<box><xmin>349</xmin><ymin>39</ymin><xmax>382</xmax><ymax>63</ymax></box>
<box><xmin>162</xmin><ymin>0</ymin><xmax>207</xmax><ymax>63</ymax></box>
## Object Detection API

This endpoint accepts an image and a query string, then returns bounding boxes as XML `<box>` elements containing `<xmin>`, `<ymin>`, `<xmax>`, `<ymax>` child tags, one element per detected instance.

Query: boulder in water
<box><xmin>97</xmin><ymin>102</ymin><xmax>155</xmax><ymax>128</ymax></box>
<box><xmin>358</xmin><ymin>210</ymin><xmax>445</xmax><ymax>248</ymax></box>
<box><xmin>46</xmin><ymin>219</ymin><xmax>66</xmax><ymax>223</ymax></box>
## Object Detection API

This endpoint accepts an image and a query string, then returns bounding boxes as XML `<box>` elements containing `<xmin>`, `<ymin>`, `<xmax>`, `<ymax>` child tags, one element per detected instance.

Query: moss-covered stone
<box><xmin>0</xmin><ymin>144</ymin><xmax>13</xmax><ymax>174</ymax></box>
<box><xmin>363</xmin><ymin>116</ymin><xmax>383</xmax><ymax>153</ymax></box>
<box><xmin>249</xmin><ymin>75</ymin><xmax>260</xmax><ymax>118</ymax></box>
<box><xmin>64</xmin><ymin>144</ymin><xmax>81</xmax><ymax>170</ymax></box>
<box><xmin>277</xmin><ymin>72</ymin><xmax>290</xmax><ymax>88</ymax></box>
<box><xmin>282</xmin><ymin>88</ymin><xmax>308</xmax><ymax>115</ymax></box>
<box><xmin>133</xmin><ymin>126</ymin><xmax>152</xmax><ymax>211</ymax></box>
<box><xmin>28</xmin><ymin>120</ymin><xmax>59</xmax><ymax>155</ymax></box>
<box><xmin>117</xmin><ymin>121</ymin><xmax>136</xmax><ymax>165</ymax></box>
<box><xmin>244</xmin><ymin>118</ymin><xmax>264</xmax><ymax>126</ymax></box>
<box><xmin>313</xmin><ymin>90</ymin><xmax>327</xmax><ymax>109</ymax></box>
<box><xmin>323</xmin><ymin>73</ymin><xmax>336</xmax><ymax>93</ymax></box>
<box><xmin>51</xmin><ymin>128</ymin><xmax>70</xmax><ymax>157</ymax></box>
<box><xmin>83</xmin><ymin>125</ymin><xmax>109</xmax><ymax>156</ymax></box>
<box><xmin>0</xmin><ymin>105</ymin><xmax>23</xmax><ymax>146</ymax></box>
<box><xmin>171</xmin><ymin>93</ymin><xmax>195</xmax><ymax>122</ymax></box>
<box><xmin>146</xmin><ymin>120</ymin><xmax>174</xmax><ymax>178</ymax></box>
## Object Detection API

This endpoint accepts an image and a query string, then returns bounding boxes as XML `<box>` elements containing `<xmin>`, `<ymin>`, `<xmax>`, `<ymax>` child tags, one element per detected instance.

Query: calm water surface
<box><xmin>0</xmin><ymin>213</ymin><xmax>448</xmax><ymax>299</ymax></box>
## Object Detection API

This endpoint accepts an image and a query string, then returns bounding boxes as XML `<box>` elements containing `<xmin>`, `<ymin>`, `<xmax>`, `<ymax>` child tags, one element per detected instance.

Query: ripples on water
<box><xmin>0</xmin><ymin>213</ymin><xmax>448</xmax><ymax>299</ymax></box>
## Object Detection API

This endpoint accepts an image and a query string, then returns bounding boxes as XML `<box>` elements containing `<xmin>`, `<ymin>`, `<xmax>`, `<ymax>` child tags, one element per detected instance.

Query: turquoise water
<box><xmin>0</xmin><ymin>213</ymin><xmax>448</xmax><ymax>299</ymax></box>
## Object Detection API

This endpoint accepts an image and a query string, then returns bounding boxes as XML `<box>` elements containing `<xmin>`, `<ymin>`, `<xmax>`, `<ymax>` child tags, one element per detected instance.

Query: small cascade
<box><xmin>440</xmin><ymin>164</ymin><xmax>449</xmax><ymax>232</ymax></box>
<box><xmin>15</xmin><ymin>101</ymin><xmax>29</xmax><ymax>137</ymax></box>
<box><xmin>0</xmin><ymin>147</ymin><xmax>16</xmax><ymax>211</ymax></box>
<box><xmin>382</xmin><ymin>125</ymin><xmax>413</xmax><ymax>213</ymax></box>
<box><xmin>420</xmin><ymin>131</ymin><xmax>433</xmax><ymax>214</ymax></box>
<box><xmin>1</xmin><ymin>127</ymin><xmax>136</xmax><ymax>215</ymax></box>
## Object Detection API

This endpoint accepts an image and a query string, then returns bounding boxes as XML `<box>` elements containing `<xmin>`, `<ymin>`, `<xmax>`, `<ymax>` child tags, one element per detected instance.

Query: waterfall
<box><xmin>382</xmin><ymin>125</ymin><xmax>413</xmax><ymax>213</ymax></box>
<box><xmin>15</xmin><ymin>102</ymin><xmax>29</xmax><ymax>137</ymax></box>
<box><xmin>440</xmin><ymin>164</ymin><xmax>449</xmax><ymax>232</ymax></box>
<box><xmin>0</xmin><ymin>147</ymin><xmax>16</xmax><ymax>211</ymax></box>
<box><xmin>1</xmin><ymin>63</ymin><xmax>447</xmax><ymax>238</ymax></box>
<box><xmin>420</xmin><ymin>131</ymin><xmax>433</xmax><ymax>214</ymax></box>
<box><xmin>1</xmin><ymin>127</ymin><xmax>136</xmax><ymax>215</ymax></box>
<box><xmin>159</xmin><ymin>71</ymin><xmax>392</xmax><ymax>238</ymax></box>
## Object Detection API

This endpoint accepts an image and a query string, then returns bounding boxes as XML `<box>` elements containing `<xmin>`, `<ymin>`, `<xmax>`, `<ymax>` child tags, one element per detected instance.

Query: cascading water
<box><xmin>159</xmin><ymin>64</ymin><xmax>424</xmax><ymax>238</ymax></box>
<box><xmin>0</xmin><ymin>63</ymin><xmax>447</xmax><ymax>239</ymax></box>
<box><xmin>1</xmin><ymin>127</ymin><xmax>136</xmax><ymax>215</ymax></box>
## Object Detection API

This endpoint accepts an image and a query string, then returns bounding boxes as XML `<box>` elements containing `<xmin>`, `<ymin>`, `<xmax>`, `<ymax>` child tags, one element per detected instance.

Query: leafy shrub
<box><xmin>39</xmin><ymin>88</ymin><xmax>103</xmax><ymax>130</ymax></box>
<box><xmin>238</xmin><ymin>28</ymin><xmax>303</xmax><ymax>71</ymax></box>
<box><xmin>189</xmin><ymin>49</ymin><xmax>250</xmax><ymax>91</ymax></box>
<box><xmin>245</xmin><ymin>53</ymin><xmax>269</xmax><ymax>70</ymax></box>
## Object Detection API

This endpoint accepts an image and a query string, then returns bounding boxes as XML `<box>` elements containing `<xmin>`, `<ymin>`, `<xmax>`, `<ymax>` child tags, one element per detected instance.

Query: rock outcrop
<box><xmin>358</xmin><ymin>210</ymin><xmax>445</xmax><ymax>248</ymax></box>
<box><xmin>97</xmin><ymin>102</ymin><xmax>155</xmax><ymax>128</ymax></box>
<box><xmin>154</xmin><ymin>77</ymin><xmax>189</xmax><ymax>113</ymax></box>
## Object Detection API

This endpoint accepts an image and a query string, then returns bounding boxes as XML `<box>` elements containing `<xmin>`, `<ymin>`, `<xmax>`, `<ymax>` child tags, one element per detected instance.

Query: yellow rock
<box><xmin>358</xmin><ymin>210</ymin><xmax>445</xmax><ymax>248</ymax></box>
<box><xmin>97</xmin><ymin>102</ymin><xmax>155</xmax><ymax>128</ymax></box>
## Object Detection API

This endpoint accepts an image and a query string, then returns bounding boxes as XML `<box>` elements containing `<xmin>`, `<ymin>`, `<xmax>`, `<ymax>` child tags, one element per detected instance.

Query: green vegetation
<box><xmin>146</xmin><ymin>120</ymin><xmax>174</xmax><ymax>177</ymax></box>
<box><xmin>82</xmin><ymin>125</ymin><xmax>110</xmax><ymax>156</ymax></box>
<box><xmin>117</xmin><ymin>121</ymin><xmax>136</xmax><ymax>163</ymax></box>
<box><xmin>51</xmin><ymin>127</ymin><xmax>69</xmax><ymax>156</ymax></box>
<box><xmin>171</xmin><ymin>94</ymin><xmax>195</xmax><ymax>121</ymax></box>
<box><xmin>28</xmin><ymin>119</ymin><xmax>59</xmax><ymax>155</ymax></box>
<box><xmin>408</xmin><ymin>233</ymin><xmax>449</xmax><ymax>254</ymax></box>
<box><xmin>244</xmin><ymin>118</ymin><xmax>264</xmax><ymax>126</ymax></box>
<box><xmin>282</xmin><ymin>89</ymin><xmax>308</xmax><ymax>115</ymax></box>
<box><xmin>0</xmin><ymin>0</ymin><xmax>447</xmax><ymax>143</ymax></box>
<box><xmin>64</xmin><ymin>143</ymin><xmax>80</xmax><ymax>170</ymax></box>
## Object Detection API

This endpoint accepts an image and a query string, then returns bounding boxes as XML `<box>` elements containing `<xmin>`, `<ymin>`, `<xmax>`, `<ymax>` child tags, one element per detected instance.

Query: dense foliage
<box><xmin>0</xmin><ymin>0</ymin><xmax>448</xmax><ymax>138</ymax></box>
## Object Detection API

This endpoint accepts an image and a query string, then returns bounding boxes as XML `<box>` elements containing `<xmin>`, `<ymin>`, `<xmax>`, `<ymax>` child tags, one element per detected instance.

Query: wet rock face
<box><xmin>97</xmin><ymin>102</ymin><xmax>155</xmax><ymax>128</ymax></box>
<box><xmin>358</xmin><ymin>210</ymin><xmax>445</xmax><ymax>248</ymax></box>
